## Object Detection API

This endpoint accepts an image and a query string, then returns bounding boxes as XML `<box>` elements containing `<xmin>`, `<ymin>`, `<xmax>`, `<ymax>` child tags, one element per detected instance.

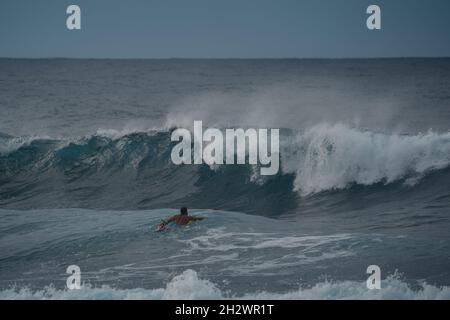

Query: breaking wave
<box><xmin>1</xmin><ymin>124</ymin><xmax>450</xmax><ymax>214</ymax></box>
<box><xmin>2</xmin><ymin>269</ymin><xmax>450</xmax><ymax>300</ymax></box>
<box><xmin>282</xmin><ymin>123</ymin><xmax>450</xmax><ymax>195</ymax></box>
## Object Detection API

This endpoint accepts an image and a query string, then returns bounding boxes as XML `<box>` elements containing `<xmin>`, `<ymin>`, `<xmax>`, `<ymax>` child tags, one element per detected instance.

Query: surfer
<box><xmin>157</xmin><ymin>207</ymin><xmax>204</xmax><ymax>231</ymax></box>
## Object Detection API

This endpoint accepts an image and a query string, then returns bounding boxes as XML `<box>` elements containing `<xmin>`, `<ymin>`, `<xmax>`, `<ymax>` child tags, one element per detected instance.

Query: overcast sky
<box><xmin>1</xmin><ymin>0</ymin><xmax>449</xmax><ymax>58</ymax></box>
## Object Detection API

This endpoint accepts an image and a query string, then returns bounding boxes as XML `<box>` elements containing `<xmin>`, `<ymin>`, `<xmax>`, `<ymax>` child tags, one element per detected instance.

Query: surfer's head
<box><xmin>180</xmin><ymin>207</ymin><xmax>188</xmax><ymax>216</ymax></box>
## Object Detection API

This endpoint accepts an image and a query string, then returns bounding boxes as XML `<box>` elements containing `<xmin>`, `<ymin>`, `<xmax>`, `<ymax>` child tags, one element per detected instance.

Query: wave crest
<box><xmin>282</xmin><ymin>124</ymin><xmax>450</xmax><ymax>195</ymax></box>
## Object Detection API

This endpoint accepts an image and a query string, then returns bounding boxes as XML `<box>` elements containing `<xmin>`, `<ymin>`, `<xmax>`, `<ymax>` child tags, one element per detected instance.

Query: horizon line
<box><xmin>1</xmin><ymin>56</ymin><xmax>450</xmax><ymax>60</ymax></box>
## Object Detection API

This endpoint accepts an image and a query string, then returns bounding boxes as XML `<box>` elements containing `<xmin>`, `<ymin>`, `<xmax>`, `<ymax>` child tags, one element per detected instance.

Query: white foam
<box><xmin>282</xmin><ymin>123</ymin><xmax>450</xmax><ymax>195</ymax></box>
<box><xmin>181</xmin><ymin>228</ymin><xmax>353</xmax><ymax>252</ymax></box>
<box><xmin>239</xmin><ymin>275</ymin><xmax>450</xmax><ymax>300</ymax></box>
<box><xmin>2</xmin><ymin>270</ymin><xmax>450</xmax><ymax>300</ymax></box>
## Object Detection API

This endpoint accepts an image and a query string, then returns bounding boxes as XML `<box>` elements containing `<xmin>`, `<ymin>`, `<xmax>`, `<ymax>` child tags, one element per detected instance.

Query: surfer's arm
<box><xmin>159</xmin><ymin>216</ymin><xmax>175</xmax><ymax>226</ymax></box>
<box><xmin>189</xmin><ymin>216</ymin><xmax>205</xmax><ymax>221</ymax></box>
<box><xmin>165</xmin><ymin>216</ymin><xmax>177</xmax><ymax>223</ymax></box>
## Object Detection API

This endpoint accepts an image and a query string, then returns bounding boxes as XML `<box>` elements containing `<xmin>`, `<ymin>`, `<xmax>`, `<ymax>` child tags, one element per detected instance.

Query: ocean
<box><xmin>1</xmin><ymin>58</ymin><xmax>450</xmax><ymax>299</ymax></box>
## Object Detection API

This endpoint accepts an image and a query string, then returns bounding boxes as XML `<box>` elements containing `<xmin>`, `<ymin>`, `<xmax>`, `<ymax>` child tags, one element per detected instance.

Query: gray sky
<box><xmin>1</xmin><ymin>0</ymin><xmax>449</xmax><ymax>58</ymax></box>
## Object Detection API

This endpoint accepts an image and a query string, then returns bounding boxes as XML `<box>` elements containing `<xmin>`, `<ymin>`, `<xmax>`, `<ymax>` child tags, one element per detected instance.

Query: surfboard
<box><xmin>156</xmin><ymin>222</ymin><xmax>168</xmax><ymax>232</ymax></box>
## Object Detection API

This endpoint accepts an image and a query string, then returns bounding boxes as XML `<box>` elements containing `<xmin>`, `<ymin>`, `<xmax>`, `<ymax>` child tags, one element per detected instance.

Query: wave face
<box><xmin>1</xmin><ymin>124</ymin><xmax>450</xmax><ymax>217</ymax></box>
